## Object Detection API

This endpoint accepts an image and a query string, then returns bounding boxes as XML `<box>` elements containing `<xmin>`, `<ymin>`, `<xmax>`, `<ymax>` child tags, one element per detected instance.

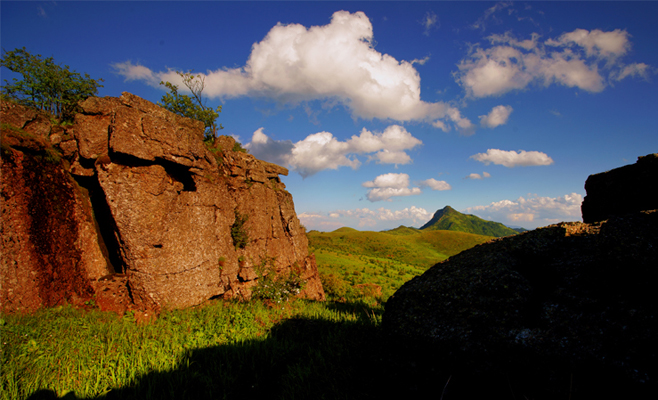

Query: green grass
<box><xmin>0</xmin><ymin>228</ymin><xmax>493</xmax><ymax>400</ymax></box>
<box><xmin>1</xmin><ymin>300</ymin><xmax>385</xmax><ymax>400</ymax></box>
<box><xmin>309</xmin><ymin>227</ymin><xmax>493</xmax><ymax>302</ymax></box>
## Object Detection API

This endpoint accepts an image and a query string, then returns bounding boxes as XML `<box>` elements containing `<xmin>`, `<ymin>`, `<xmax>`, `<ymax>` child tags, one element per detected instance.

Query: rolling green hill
<box><xmin>307</xmin><ymin>227</ymin><xmax>494</xmax><ymax>300</ymax></box>
<box><xmin>420</xmin><ymin>205</ymin><xmax>519</xmax><ymax>237</ymax></box>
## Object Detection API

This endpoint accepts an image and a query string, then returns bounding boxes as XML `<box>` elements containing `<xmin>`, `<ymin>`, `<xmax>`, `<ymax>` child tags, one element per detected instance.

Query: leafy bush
<box><xmin>251</xmin><ymin>259</ymin><xmax>304</xmax><ymax>303</ymax></box>
<box><xmin>319</xmin><ymin>272</ymin><xmax>352</xmax><ymax>299</ymax></box>
<box><xmin>158</xmin><ymin>71</ymin><xmax>222</xmax><ymax>142</ymax></box>
<box><xmin>232</xmin><ymin>141</ymin><xmax>247</xmax><ymax>153</ymax></box>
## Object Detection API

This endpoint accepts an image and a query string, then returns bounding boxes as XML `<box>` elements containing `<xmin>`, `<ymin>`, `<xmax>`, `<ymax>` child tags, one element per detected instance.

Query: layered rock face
<box><xmin>384</xmin><ymin>155</ymin><xmax>657</xmax><ymax>397</ymax></box>
<box><xmin>1</xmin><ymin>94</ymin><xmax>324</xmax><ymax>313</ymax></box>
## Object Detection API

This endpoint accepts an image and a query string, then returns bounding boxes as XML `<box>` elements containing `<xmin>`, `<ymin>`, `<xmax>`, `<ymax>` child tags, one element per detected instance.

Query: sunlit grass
<box><xmin>1</xmin><ymin>299</ymin><xmax>383</xmax><ymax>400</ymax></box>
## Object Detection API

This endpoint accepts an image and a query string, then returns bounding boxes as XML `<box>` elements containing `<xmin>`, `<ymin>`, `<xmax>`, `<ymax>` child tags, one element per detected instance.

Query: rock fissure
<box><xmin>1</xmin><ymin>93</ymin><xmax>324</xmax><ymax>313</ymax></box>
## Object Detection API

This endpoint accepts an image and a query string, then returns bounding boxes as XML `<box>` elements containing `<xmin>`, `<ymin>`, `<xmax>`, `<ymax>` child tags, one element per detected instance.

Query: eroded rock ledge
<box><xmin>1</xmin><ymin>93</ymin><xmax>324</xmax><ymax>313</ymax></box>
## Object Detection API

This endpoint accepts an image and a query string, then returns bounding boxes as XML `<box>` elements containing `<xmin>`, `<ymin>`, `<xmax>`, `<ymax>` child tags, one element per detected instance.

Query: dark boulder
<box><xmin>582</xmin><ymin>153</ymin><xmax>658</xmax><ymax>223</ymax></box>
<box><xmin>384</xmin><ymin>212</ymin><xmax>658</xmax><ymax>398</ymax></box>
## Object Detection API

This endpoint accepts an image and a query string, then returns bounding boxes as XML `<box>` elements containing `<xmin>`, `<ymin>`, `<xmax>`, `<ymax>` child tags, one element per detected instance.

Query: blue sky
<box><xmin>3</xmin><ymin>1</ymin><xmax>657</xmax><ymax>231</ymax></box>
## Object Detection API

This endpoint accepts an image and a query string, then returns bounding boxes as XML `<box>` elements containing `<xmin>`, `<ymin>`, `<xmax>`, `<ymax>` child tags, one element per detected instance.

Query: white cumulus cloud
<box><xmin>465</xmin><ymin>193</ymin><xmax>583</xmax><ymax>228</ymax></box>
<box><xmin>470</xmin><ymin>149</ymin><xmax>554</xmax><ymax>167</ymax></box>
<box><xmin>113</xmin><ymin>11</ymin><xmax>472</xmax><ymax>131</ymax></box>
<box><xmin>246</xmin><ymin>125</ymin><xmax>422</xmax><ymax>177</ymax></box>
<box><xmin>479</xmin><ymin>105</ymin><xmax>513</xmax><ymax>128</ymax></box>
<box><xmin>362</xmin><ymin>173</ymin><xmax>422</xmax><ymax>202</ymax></box>
<box><xmin>455</xmin><ymin>29</ymin><xmax>650</xmax><ymax>98</ymax></box>
<box><xmin>418</xmin><ymin>178</ymin><xmax>452</xmax><ymax>191</ymax></box>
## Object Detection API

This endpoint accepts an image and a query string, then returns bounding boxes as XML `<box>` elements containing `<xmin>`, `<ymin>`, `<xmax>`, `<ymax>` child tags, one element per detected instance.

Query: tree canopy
<box><xmin>0</xmin><ymin>47</ymin><xmax>104</xmax><ymax>121</ymax></box>
<box><xmin>158</xmin><ymin>71</ymin><xmax>222</xmax><ymax>142</ymax></box>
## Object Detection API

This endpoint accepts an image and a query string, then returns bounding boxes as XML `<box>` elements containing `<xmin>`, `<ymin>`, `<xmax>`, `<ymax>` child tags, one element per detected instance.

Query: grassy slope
<box><xmin>308</xmin><ymin>227</ymin><xmax>493</xmax><ymax>300</ymax></box>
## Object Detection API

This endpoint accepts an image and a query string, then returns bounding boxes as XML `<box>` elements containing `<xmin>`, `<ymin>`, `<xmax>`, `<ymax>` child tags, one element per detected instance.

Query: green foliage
<box><xmin>232</xmin><ymin>140</ymin><xmax>247</xmax><ymax>153</ymax></box>
<box><xmin>231</xmin><ymin>210</ymin><xmax>249</xmax><ymax>249</ymax></box>
<box><xmin>252</xmin><ymin>258</ymin><xmax>305</xmax><ymax>303</ymax></box>
<box><xmin>0</xmin><ymin>47</ymin><xmax>104</xmax><ymax>121</ymax></box>
<box><xmin>420</xmin><ymin>205</ymin><xmax>518</xmax><ymax>237</ymax></box>
<box><xmin>158</xmin><ymin>71</ymin><xmax>222</xmax><ymax>142</ymax></box>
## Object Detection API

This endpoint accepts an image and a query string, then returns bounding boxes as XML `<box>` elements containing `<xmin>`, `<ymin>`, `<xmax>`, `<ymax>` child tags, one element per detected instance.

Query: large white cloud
<box><xmin>470</xmin><ymin>149</ymin><xmax>554</xmax><ymax>167</ymax></box>
<box><xmin>246</xmin><ymin>125</ymin><xmax>422</xmax><ymax>177</ymax></box>
<box><xmin>465</xmin><ymin>193</ymin><xmax>583</xmax><ymax>228</ymax></box>
<box><xmin>113</xmin><ymin>11</ymin><xmax>472</xmax><ymax>131</ymax></box>
<box><xmin>479</xmin><ymin>105</ymin><xmax>513</xmax><ymax>128</ymax></box>
<box><xmin>455</xmin><ymin>29</ymin><xmax>650</xmax><ymax>98</ymax></box>
<box><xmin>362</xmin><ymin>173</ymin><xmax>422</xmax><ymax>202</ymax></box>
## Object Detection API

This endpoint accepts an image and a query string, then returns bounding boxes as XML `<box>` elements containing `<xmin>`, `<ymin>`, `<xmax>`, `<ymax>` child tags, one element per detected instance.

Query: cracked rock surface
<box><xmin>1</xmin><ymin>94</ymin><xmax>324</xmax><ymax>313</ymax></box>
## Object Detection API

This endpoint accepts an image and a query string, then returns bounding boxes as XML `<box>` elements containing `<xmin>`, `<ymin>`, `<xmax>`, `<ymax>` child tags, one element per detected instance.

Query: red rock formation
<box><xmin>1</xmin><ymin>110</ymin><xmax>111</xmax><ymax>312</ymax></box>
<box><xmin>1</xmin><ymin>94</ymin><xmax>324</xmax><ymax>313</ymax></box>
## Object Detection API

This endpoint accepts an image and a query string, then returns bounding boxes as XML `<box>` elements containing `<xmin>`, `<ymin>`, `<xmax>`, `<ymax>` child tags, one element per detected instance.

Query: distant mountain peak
<box><xmin>420</xmin><ymin>205</ymin><xmax>518</xmax><ymax>237</ymax></box>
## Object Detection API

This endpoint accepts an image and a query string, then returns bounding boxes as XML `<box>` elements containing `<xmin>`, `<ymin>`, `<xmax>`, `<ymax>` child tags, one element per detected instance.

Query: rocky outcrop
<box><xmin>1</xmin><ymin>94</ymin><xmax>324</xmax><ymax>313</ymax></box>
<box><xmin>581</xmin><ymin>153</ymin><xmax>658</xmax><ymax>223</ymax></box>
<box><xmin>384</xmin><ymin>157</ymin><xmax>658</xmax><ymax>397</ymax></box>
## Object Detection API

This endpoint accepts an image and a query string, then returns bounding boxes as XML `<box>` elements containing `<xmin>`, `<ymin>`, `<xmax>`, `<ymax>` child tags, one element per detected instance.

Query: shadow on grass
<box><xmin>25</xmin><ymin>301</ymin><xmax>403</xmax><ymax>400</ymax></box>
<box><xmin>25</xmin><ymin>299</ymin><xmax>656</xmax><ymax>400</ymax></box>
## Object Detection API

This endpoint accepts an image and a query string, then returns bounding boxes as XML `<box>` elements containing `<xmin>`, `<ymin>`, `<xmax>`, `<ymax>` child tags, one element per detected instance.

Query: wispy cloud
<box><xmin>471</xmin><ymin>149</ymin><xmax>554</xmax><ymax>167</ymax></box>
<box><xmin>300</xmin><ymin>206</ymin><xmax>431</xmax><ymax>230</ymax></box>
<box><xmin>455</xmin><ymin>29</ymin><xmax>651</xmax><ymax>98</ymax></box>
<box><xmin>421</xmin><ymin>11</ymin><xmax>439</xmax><ymax>36</ymax></box>
<box><xmin>465</xmin><ymin>171</ymin><xmax>491</xmax><ymax>180</ymax></box>
<box><xmin>465</xmin><ymin>193</ymin><xmax>583</xmax><ymax>228</ymax></box>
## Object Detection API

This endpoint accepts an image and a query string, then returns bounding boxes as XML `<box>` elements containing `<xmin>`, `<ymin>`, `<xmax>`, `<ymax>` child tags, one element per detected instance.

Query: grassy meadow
<box><xmin>309</xmin><ymin>227</ymin><xmax>494</xmax><ymax>300</ymax></box>
<box><xmin>1</xmin><ymin>227</ymin><xmax>494</xmax><ymax>400</ymax></box>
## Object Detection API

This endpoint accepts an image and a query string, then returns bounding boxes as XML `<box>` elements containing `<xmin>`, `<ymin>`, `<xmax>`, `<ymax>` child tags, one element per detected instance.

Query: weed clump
<box><xmin>231</xmin><ymin>210</ymin><xmax>249</xmax><ymax>249</ymax></box>
<box><xmin>252</xmin><ymin>258</ymin><xmax>304</xmax><ymax>303</ymax></box>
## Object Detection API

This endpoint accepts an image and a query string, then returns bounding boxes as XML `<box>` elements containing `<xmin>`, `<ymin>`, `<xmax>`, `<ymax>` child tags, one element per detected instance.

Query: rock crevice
<box><xmin>1</xmin><ymin>94</ymin><xmax>324</xmax><ymax>313</ymax></box>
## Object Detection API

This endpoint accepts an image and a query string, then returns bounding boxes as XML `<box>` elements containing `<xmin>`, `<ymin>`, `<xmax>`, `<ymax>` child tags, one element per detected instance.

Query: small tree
<box><xmin>158</xmin><ymin>71</ymin><xmax>222</xmax><ymax>142</ymax></box>
<box><xmin>0</xmin><ymin>47</ymin><xmax>104</xmax><ymax>121</ymax></box>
